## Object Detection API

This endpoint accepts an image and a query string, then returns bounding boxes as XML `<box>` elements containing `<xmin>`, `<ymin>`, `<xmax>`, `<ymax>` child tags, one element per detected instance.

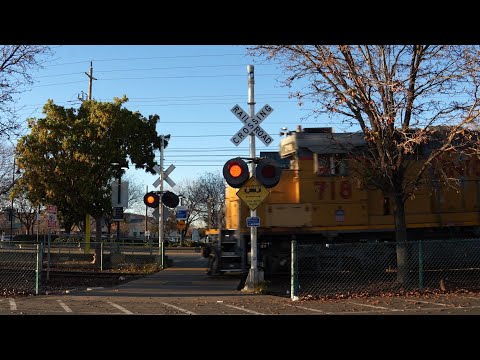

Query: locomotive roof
<box><xmin>280</xmin><ymin>130</ymin><xmax>366</xmax><ymax>157</ymax></box>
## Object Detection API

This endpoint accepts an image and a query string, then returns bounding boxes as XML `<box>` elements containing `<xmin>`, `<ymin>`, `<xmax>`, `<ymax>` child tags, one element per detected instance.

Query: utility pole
<box><xmin>84</xmin><ymin>61</ymin><xmax>96</xmax><ymax>253</ymax></box>
<box><xmin>85</xmin><ymin>61</ymin><xmax>97</xmax><ymax>101</ymax></box>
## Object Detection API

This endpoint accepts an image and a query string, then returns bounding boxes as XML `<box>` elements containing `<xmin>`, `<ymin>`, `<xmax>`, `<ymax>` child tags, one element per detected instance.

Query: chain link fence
<box><xmin>0</xmin><ymin>241</ymin><xmax>41</xmax><ymax>295</ymax></box>
<box><xmin>0</xmin><ymin>239</ymin><xmax>163</xmax><ymax>296</ymax></box>
<box><xmin>43</xmin><ymin>240</ymin><xmax>162</xmax><ymax>272</ymax></box>
<box><xmin>292</xmin><ymin>238</ymin><xmax>480</xmax><ymax>299</ymax></box>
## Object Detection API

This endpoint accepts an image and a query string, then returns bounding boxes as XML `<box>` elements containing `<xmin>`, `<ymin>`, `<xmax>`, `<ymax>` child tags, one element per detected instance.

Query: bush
<box><xmin>52</xmin><ymin>236</ymin><xmax>83</xmax><ymax>243</ymax></box>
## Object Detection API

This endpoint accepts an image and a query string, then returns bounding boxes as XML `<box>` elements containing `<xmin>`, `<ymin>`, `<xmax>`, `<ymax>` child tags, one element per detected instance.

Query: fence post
<box><xmin>418</xmin><ymin>239</ymin><xmax>424</xmax><ymax>290</ymax></box>
<box><xmin>47</xmin><ymin>229</ymin><xmax>51</xmax><ymax>281</ymax></box>
<box><xmin>100</xmin><ymin>241</ymin><xmax>103</xmax><ymax>271</ymax></box>
<box><xmin>291</xmin><ymin>235</ymin><xmax>299</xmax><ymax>301</ymax></box>
<box><xmin>35</xmin><ymin>242</ymin><xmax>43</xmax><ymax>295</ymax></box>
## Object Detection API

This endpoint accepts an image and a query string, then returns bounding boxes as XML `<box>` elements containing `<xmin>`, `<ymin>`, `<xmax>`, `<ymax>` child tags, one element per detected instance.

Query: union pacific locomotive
<box><xmin>221</xmin><ymin>126</ymin><xmax>480</xmax><ymax>276</ymax></box>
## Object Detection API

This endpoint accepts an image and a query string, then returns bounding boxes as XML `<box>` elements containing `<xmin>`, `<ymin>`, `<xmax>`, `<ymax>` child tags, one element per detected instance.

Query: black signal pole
<box><xmin>111</xmin><ymin>162</ymin><xmax>128</xmax><ymax>251</ymax></box>
<box><xmin>117</xmin><ymin>172</ymin><xmax>121</xmax><ymax>245</ymax></box>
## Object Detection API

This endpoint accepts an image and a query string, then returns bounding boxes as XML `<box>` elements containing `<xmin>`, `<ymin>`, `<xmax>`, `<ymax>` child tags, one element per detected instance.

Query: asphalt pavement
<box><xmin>78</xmin><ymin>251</ymin><xmax>246</xmax><ymax>298</ymax></box>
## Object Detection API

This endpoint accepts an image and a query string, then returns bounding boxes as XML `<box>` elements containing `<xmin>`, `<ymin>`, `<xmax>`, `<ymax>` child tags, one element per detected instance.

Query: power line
<box><xmin>129</xmin><ymin>100</ymin><xmax>297</xmax><ymax>107</ymax></box>
<box><xmin>16</xmin><ymin>93</ymin><xmax>294</xmax><ymax>108</ymax></box>
<box><xmin>45</xmin><ymin>53</ymin><xmax>248</xmax><ymax>67</ymax></box>
<box><xmin>32</xmin><ymin>80</ymin><xmax>87</xmax><ymax>88</ymax></box>
<box><xmin>99</xmin><ymin>73</ymin><xmax>281</xmax><ymax>81</ymax></box>
<box><xmin>30</xmin><ymin>73</ymin><xmax>282</xmax><ymax>88</ymax></box>
<box><xmin>35</xmin><ymin>64</ymin><xmax>272</xmax><ymax>79</ymax></box>
<box><xmin>95</xmin><ymin>64</ymin><xmax>246</xmax><ymax>74</ymax></box>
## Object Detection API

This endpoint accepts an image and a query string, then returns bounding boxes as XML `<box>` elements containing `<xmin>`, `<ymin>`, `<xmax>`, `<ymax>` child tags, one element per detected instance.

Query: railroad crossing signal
<box><xmin>144</xmin><ymin>192</ymin><xmax>160</xmax><ymax>208</ymax></box>
<box><xmin>162</xmin><ymin>191</ymin><xmax>179</xmax><ymax>208</ymax></box>
<box><xmin>223</xmin><ymin>157</ymin><xmax>283</xmax><ymax>189</ymax></box>
<box><xmin>153</xmin><ymin>164</ymin><xmax>176</xmax><ymax>188</ymax></box>
<box><xmin>223</xmin><ymin>157</ymin><xmax>250</xmax><ymax>188</ymax></box>
<box><xmin>255</xmin><ymin>158</ymin><xmax>283</xmax><ymax>188</ymax></box>
<box><xmin>144</xmin><ymin>191</ymin><xmax>179</xmax><ymax>208</ymax></box>
<box><xmin>230</xmin><ymin>104</ymin><xmax>274</xmax><ymax>146</ymax></box>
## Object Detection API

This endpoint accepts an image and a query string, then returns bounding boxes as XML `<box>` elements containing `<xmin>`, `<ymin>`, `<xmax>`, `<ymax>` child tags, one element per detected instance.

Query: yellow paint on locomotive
<box><xmin>225</xmin><ymin>133</ymin><xmax>480</xmax><ymax>240</ymax></box>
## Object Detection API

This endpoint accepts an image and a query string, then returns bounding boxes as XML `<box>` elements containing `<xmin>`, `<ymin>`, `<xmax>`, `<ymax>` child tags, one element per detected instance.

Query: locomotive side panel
<box><xmin>225</xmin><ymin>131</ymin><xmax>480</xmax><ymax>240</ymax></box>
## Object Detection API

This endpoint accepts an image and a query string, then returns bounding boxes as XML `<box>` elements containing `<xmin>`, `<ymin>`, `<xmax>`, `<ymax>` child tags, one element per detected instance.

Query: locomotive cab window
<box><xmin>314</xmin><ymin>153</ymin><xmax>349</xmax><ymax>176</ymax></box>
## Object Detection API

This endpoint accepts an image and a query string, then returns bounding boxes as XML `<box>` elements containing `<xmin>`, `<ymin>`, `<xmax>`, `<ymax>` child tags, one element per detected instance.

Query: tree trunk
<box><xmin>393</xmin><ymin>193</ymin><xmax>408</xmax><ymax>284</ymax></box>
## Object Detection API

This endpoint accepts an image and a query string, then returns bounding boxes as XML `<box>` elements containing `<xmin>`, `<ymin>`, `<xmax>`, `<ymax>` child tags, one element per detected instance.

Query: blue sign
<box><xmin>246</xmin><ymin>216</ymin><xmax>260</xmax><ymax>227</ymax></box>
<box><xmin>176</xmin><ymin>206</ymin><xmax>187</xmax><ymax>220</ymax></box>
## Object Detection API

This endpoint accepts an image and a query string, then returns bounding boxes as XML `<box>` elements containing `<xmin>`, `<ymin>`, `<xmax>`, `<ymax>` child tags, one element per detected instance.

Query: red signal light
<box><xmin>229</xmin><ymin>162</ymin><xmax>243</xmax><ymax>178</ymax></box>
<box><xmin>256</xmin><ymin>158</ymin><xmax>283</xmax><ymax>188</ymax></box>
<box><xmin>223</xmin><ymin>158</ymin><xmax>249</xmax><ymax>188</ymax></box>
<box><xmin>143</xmin><ymin>192</ymin><xmax>160</xmax><ymax>208</ymax></box>
<box><xmin>261</xmin><ymin>164</ymin><xmax>276</xmax><ymax>178</ymax></box>
<box><xmin>162</xmin><ymin>191</ymin><xmax>179</xmax><ymax>208</ymax></box>
<box><xmin>146</xmin><ymin>195</ymin><xmax>156</xmax><ymax>204</ymax></box>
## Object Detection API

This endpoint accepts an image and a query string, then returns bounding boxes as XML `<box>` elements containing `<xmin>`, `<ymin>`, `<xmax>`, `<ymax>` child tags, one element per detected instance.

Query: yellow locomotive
<box><xmin>224</xmin><ymin>126</ymin><xmax>480</xmax><ymax>275</ymax></box>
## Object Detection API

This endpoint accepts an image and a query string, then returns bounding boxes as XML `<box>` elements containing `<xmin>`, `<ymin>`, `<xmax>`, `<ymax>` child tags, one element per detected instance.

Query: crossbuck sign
<box><xmin>153</xmin><ymin>164</ymin><xmax>176</xmax><ymax>188</ymax></box>
<box><xmin>230</xmin><ymin>104</ymin><xmax>273</xmax><ymax>146</ymax></box>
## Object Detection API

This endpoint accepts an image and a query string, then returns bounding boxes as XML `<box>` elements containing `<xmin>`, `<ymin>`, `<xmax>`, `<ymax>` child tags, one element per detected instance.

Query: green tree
<box><xmin>249</xmin><ymin>45</ymin><xmax>480</xmax><ymax>283</ymax></box>
<box><xmin>14</xmin><ymin>97</ymin><xmax>162</xmax><ymax>250</ymax></box>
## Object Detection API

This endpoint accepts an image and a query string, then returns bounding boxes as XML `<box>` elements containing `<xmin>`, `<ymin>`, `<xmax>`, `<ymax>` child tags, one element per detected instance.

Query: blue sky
<box><xmin>14</xmin><ymin>45</ymin><xmax>345</xmax><ymax>192</ymax></box>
